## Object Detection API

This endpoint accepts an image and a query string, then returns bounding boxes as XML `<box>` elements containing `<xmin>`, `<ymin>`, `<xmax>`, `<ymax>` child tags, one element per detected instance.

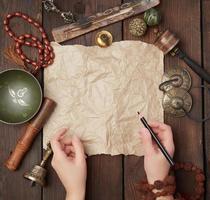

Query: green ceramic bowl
<box><xmin>0</xmin><ymin>69</ymin><xmax>42</xmax><ymax>124</ymax></box>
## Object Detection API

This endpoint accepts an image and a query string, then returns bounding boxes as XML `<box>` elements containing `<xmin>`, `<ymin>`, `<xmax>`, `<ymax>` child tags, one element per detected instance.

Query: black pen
<box><xmin>137</xmin><ymin>112</ymin><xmax>175</xmax><ymax>167</ymax></box>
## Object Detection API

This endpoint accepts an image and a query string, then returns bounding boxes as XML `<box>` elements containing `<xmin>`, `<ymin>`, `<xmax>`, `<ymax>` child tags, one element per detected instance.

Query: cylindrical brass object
<box><xmin>5</xmin><ymin>98</ymin><xmax>56</xmax><ymax>171</ymax></box>
<box><xmin>95</xmin><ymin>30</ymin><xmax>113</xmax><ymax>48</ymax></box>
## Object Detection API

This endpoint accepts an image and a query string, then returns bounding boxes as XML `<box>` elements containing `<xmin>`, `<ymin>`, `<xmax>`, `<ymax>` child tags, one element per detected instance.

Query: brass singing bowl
<box><xmin>0</xmin><ymin>69</ymin><xmax>42</xmax><ymax>124</ymax></box>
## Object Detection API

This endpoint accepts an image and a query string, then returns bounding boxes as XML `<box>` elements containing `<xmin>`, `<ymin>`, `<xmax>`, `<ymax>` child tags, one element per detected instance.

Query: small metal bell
<box><xmin>24</xmin><ymin>143</ymin><xmax>53</xmax><ymax>187</ymax></box>
<box><xmin>95</xmin><ymin>30</ymin><xmax>113</xmax><ymax>48</ymax></box>
<box><xmin>162</xmin><ymin>88</ymin><xmax>192</xmax><ymax>117</ymax></box>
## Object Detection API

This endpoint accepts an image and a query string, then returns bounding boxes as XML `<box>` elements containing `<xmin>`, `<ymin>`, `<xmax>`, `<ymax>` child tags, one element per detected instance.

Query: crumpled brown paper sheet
<box><xmin>43</xmin><ymin>41</ymin><xmax>164</xmax><ymax>156</ymax></box>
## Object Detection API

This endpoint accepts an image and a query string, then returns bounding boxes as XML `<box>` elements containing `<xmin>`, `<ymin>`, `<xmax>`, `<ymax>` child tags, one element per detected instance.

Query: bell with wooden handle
<box><xmin>24</xmin><ymin>142</ymin><xmax>53</xmax><ymax>187</ymax></box>
<box><xmin>154</xmin><ymin>30</ymin><xmax>210</xmax><ymax>84</ymax></box>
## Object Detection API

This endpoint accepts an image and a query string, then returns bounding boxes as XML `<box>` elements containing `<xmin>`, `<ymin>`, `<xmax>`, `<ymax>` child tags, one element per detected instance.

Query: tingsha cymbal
<box><xmin>162</xmin><ymin>88</ymin><xmax>192</xmax><ymax>117</ymax></box>
<box><xmin>161</xmin><ymin>67</ymin><xmax>192</xmax><ymax>92</ymax></box>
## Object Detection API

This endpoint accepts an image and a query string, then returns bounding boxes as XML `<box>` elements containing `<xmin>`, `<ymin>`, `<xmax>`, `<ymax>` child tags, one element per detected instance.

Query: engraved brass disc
<box><xmin>161</xmin><ymin>67</ymin><xmax>191</xmax><ymax>92</ymax></box>
<box><xmin>95</xmin><ymin>30</ymin><xmax>113</xmax><ymax>48</ymax></box>
<box><xmin>162</xmin><ymin>88</ymin><xmax>192</xmax><ymax>117</ymax></box>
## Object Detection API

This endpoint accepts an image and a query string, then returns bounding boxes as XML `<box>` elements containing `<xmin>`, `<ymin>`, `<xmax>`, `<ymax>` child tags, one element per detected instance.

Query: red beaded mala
<box><xmin>3</xmin><ymin>12</ymin><xmax>54</xmax><ymax>74</ymax></box>
<box><xmin>136</xmin><ymin>162</ymin><xmax>205</xmax><ymax>200</ymax></box>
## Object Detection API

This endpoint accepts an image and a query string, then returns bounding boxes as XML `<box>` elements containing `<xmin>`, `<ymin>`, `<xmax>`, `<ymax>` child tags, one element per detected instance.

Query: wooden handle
<box><xmin>5</xmin><ymin>125</ymin><xmax>39</xmax><ymax>170</ymax></box>
<box><xmin>5</xmin><ymin>98</ymin><xmax>56</xmax><ymax>171</ymax></box>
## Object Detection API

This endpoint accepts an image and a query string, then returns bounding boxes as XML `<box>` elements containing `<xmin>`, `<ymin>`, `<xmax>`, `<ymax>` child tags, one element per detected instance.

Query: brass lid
<box><xmin>95</xmin><ymin>30</ymin><xmax>113</xmax><ymax>48</ymax></box>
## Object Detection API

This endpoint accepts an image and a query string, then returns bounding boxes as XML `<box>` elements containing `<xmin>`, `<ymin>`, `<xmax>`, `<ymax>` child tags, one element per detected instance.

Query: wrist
<box><xmin>66</xmin><ymin>190</ymin><xmax>85</xmax><ymax>200</ymax></box>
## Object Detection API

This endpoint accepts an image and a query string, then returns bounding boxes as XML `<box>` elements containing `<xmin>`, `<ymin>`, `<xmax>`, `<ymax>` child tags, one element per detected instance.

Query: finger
<box><xmin>60</xmin><ymin>135</ymin><xmax>72</xmax><ymax>145</ymax></box>
<box><xmin>149</xmin><ymin>122</ymin><xmax>173</xmax><ymax>141</ymax></box>
<box><xmin>71</xmin><ymin>135</ymin><xmax>85</xmax><ymax>161</ymax></box>
<box><xmin>50</xmin><ymin>128</ymin><xmax>68</xmax><ymax>158</ymax></box>
<box><xmin>149</xmin><ymin>123</ymin><xmax>174</xmax><ymax>155</ymax></box>
<box><xmin>64</xmin><ymin>145</ymin><xmax>75</xmax><ymax>155</ymax></box>
<box><xmin>140</xmin><ymin>128</ymin><xmax>156</xmax><ymax>155</ymax></box>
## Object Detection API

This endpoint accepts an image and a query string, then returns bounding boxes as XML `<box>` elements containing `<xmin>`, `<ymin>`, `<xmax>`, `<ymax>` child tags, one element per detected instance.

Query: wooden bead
<box><xmin>3</xmin><ymin>19</ymin><xmax>8</xmax><ymax>25</ymax></box>
<box><xmin>4</xmin><ymin>25</ymin><xmax>9</xmax><ymax>32</ymax></box>
<box><xmin>15</xmin><ymin>12</ymin><xmax>21</xmax><ymax>17</ymax></box>
<box><xmin>20</xmin><ymin>54</ymin><xmax>26</xmax><ymax>60</ymax></box>
<box><xmin>4</xmin><ymin>12</ymin><xmax>54</xmax><ymax>72</ymax></box>
<box><xmin>33</xmin><ymin>22</ymin><xmax>40</xmax><ymax>27</ymax></box>
<box><xmin>27</xmin><ymin>18</ymin><xmax>33</xmax><ymax>23</ymax></box>
<box><xmin>6</xmin><ymin>14</ymin><xmax>12</xmax><ymax>19</ymax></box>
<box><xmin>21</xmin><ymin>14</ymin><xmax>28</xmax><ymax>20</ymax></box>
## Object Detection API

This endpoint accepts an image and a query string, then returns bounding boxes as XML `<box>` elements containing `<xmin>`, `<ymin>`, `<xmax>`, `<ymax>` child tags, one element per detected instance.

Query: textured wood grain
<box><xmin>202</xmin><ymin>0</ymin><xmax>210</xmax><ymax>199</ymax></box>
<box><xmin>0</xmin><ymin>0</ymin><xmax>42</xmax><ymax>200</ymax></box>
<box><xmin>0</xmin><ymin>0</ymin><xmax>208</xmax><ymax>200</ymax></box>
<box><xmin>43</xmin><ymin>1</ymin><xmax>123</xmax><ymax>200</ymax></box>
<box><xmin>124</xmin><ymin>0</ymin><xmax>204</xmax><ymax>199</ymax></box>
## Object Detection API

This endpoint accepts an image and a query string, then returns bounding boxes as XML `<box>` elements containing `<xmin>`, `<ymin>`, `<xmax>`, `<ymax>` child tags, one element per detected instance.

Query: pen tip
<box><xmin>137</xmin><ymin>111</ymin><xmax>140</xmax><ymax>115</ymax></box>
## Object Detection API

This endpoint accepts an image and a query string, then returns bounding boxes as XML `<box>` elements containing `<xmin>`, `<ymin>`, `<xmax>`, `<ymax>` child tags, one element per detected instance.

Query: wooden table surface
<box><xmin>0</xmin><ymin>0</ymin><xmax>210</xmax><ymax>199</ymax></box>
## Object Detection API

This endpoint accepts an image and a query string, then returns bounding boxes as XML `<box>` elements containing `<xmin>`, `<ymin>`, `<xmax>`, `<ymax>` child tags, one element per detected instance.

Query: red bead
<box><xmin>6</xmin><ymin>14</ymin><xmax>12</xmax><ymax>19</ymax></box>
<box><xmin>16</xmin><ymin>48</ymin><xmax>22</xmax><ymax>55</ymax></box>
<box><xmin>27</xmin><ymin>18</ymin><xmax>33</xmax><ymax>23</ymax></box>
<box><xmin>33</xmin><ymin>22</ymin><xmax>40</xmax><ymax>27</ymax></box>
<box><xmin>3</xmin><ymin>19</ymin><xmax>8</xmax><ymax>25</ymax></box>
<box><xmin>50</xmin><ymin>52</ymin><xmax>55</xmax><ymax>59</ymax></box>
<box><xmin>38</xmin><ymin>49</ymin><xmax>43</xmax><ymax>54</ymax></box>
<box><xmin>15</xmin><ymin>42</ymin><xmax>20</xmax><ymax>48</ymax></box>
<box><xmin>8</xmin><ymin>31</ymin><xmax>14</xmax><ymax>38</ymax></box>
<box><xmin>22</xmin><ymin>14</ymin><xmax>28</xmax><ymax>20</ymax></box>
<box><xmin>42</xmin><ymin>33</ymin><xmax>47</xmax><ymax>39</ymax></box>
<box><xmin>44</xmin><ymin>39</ymin><xmax>50</xmax><ymax>45</ymax></box>
<box><xmin>32</xmin><ymin>42</ymin><xmax>37</xmax><ymax>47</ymax></box>
<box><xmin>32</xmin><ymin>61</ymin><xmax>37</xmax><ymax>66</ymax></box>
<box><xmin>4</xmin><ymin>25</ymin><xmax>9</xmax><ymax>32</ymax></box>
<box><xmin>31</xmin><ymin>36</ymin><xmax>37</xmax><ymax>41</ymax></box>
<box><xmin>47</xmin><ymin>46</ymin><xmax>53</xmax><ymax>51</ymax></box>
<box><xmin>24</xmin><ymin>34</ymin><xmax>31</xmax><ymax>38</ymax></box>
<box><xmin>44</xmin><ymin>49</ymin><xmax>49</xmax><ymax>55</ymax></box>
<box><xmin>25</xmin><ymin>58</ymin><xmax>31</xmax><ymax>64</ymax></box>
<box><xmin>15</xmin><ymin>12</ymin><xmax>21</xmax><ymax>17</ymax></box>
<box><xmin>39</xmin><ymin>27</ymin><xmax>44</xmax><ymax>33</ymax></box>
<box><xmin>25</xmin><ymin>41</ymin><xmax>31</xmax><ymax>46</ymax></box>
<box><xmin>47</xmin><ymin>60</ymin><xmax>53</xmax><ymax>65</ymax></box>
<box><xmin>20</xmin><ymin>54</ymin><xmax>26</xmax><ymax>60</ymax></box>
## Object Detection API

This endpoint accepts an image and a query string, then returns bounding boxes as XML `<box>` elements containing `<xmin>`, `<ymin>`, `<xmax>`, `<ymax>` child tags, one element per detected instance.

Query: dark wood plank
<box><xmin>124</xmin><ymin>0</ymin><xmax>204</xmax><ymax>199</ymax></box>
<box><xmin>43</xmin><ymin>1</ymin><xmax>123</xmax><ymax>200</ymax></box>
<box><xmin>202</xmin><ymin>0</ymin><xmax>210</xmax><ymax>199</ymax></box>
<box><xmin>0</xmin><ymin>0</ymin><xmax>42</xmax><ymax>200</ymax></box>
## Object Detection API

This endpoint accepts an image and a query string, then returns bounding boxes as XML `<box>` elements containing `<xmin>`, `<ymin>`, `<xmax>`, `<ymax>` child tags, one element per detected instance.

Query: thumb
<box><xmin>140</xmin><ymin>128</ymin><xmax>155</xmax><ymax>155</ymax></box>
<box><xmin>71</xmin><ymin>135</ymin><xmax>85</xmax><ymax>161</ymax></box>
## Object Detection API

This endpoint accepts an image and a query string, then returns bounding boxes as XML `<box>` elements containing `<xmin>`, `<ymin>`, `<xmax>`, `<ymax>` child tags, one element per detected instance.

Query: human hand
<box><xmin>140</xmin><ymin>122</ymin><xmax>175</xmax><ymax>184</ymax></box>
<box><xmin>50</xmin><ymin>128</ymin><xmax>87</xmax><ymax>200</ymax></box>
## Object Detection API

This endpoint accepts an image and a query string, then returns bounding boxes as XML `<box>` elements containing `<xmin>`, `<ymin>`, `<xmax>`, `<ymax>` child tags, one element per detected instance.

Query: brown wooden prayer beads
<box><xmin>137</xmin><ymin>162</ymin><xmax>205</xmax><ymax>200</ymax></box>
<box><xmin>4</xmin><ymin>12</ymin><xmax>54</xmax><ymax>73</ymax></box>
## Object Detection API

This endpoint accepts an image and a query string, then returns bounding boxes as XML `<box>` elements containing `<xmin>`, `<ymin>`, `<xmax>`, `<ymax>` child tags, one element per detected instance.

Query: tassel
<box><xmin>4</xmin><ymin>45</ymin><xmax>26</xmax><ymax>69</ymax></box>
